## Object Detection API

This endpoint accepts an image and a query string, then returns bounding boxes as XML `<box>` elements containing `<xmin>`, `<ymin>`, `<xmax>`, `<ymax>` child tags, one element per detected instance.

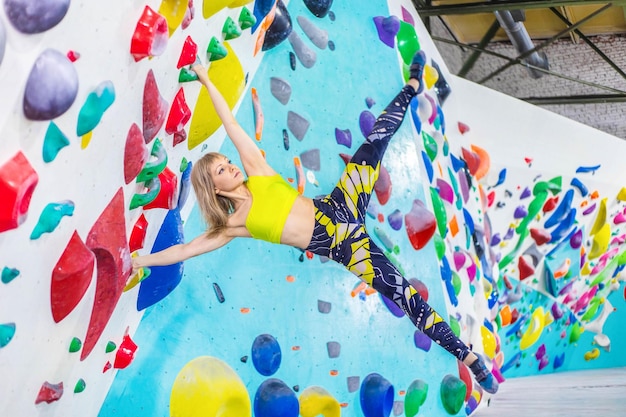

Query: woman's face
<box><xmin>209</xmin><ymin>155</ymin><xmax>244</xmax><ymax>193</ymax></box>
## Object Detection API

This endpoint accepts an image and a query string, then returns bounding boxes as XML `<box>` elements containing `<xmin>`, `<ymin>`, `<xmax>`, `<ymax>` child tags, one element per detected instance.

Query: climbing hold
<box><xmin>458</xmin><ymin>122</ymin><xmax>470</xmax><ymax>134</ymax></box>
<box><xmin>178</xmin><ymin>67</ymin><xmax>198</xmax><ymax>83</ymax></box>
<box><xmin>171</xmin><ymin>356</ymin><xmax>251</xmax><ymax>417</ymax></box>
<box><xmin>396</xmin><ymin>21</ymin><xmax>419</xmax><ymax>65</ymax></box>
<box><xmin>82</xmin><ymin>189</ymin><xmax>131</xmax><ymax>360</ymax></box>
<box><xmin>287</xmin><ymin>31</ymin><xmax>316</xmax><ymax>67</ymax></box>
<box><xmin>430</xmin><ymin>187</ymin><xmax>448</xmax><ymax>237</ymax></box>
<box><xmin>130</xmin><ymin>178</ymin><xmax>161</xmax><ymax>210</ymax></box>
<box><xmin>520</xmin><ymin>307</ymin><xmax>545</xmax><ymax>350</ymax></box>
<box><xmin>76</xmin><ymin>80</ymin><xmax>115</xmax><ymax>136</ymax></box>
<box><xmin>137</xmin><ymin>138</ymin><xmax>168</xmax><ymax>182</ymax></box>
<box><xmin>404</xmin><ymin>199</ymin><xmax>436</xmax><ymax>250</ymax></box>
<box><xmin>413</xmin><ymin>330</ymin><xmax>432</xmax><ymax>352</ymax></box>
<box><xmin>570</xmin><ymin>177</ymin><xmax>588</xmax><ymax>197</ymax></box>
<box><xmin>1</xmin><ymin>267</ymin><xmax>19</xmax><ymax>284</ymax></box>
<box><xmin>360</xmin><ymin>110</ymin><xmax>376</xmax><ymax>137</ymax></box>
<box><xmin>589</xmin><ymin>223</ymin><xmax>610</xmax><ymax>260</ymax></box>
<box><xmin>424</xmin><ymin>64</ymin><xmax>439</xmax><ymax>89</ymax></box>
<box><xmin>143</xmin><ymin>69</ymin><xmax>168</xmax><ymax>143</ymax></box>
<box><xmin>297</xmin><ymin>15</ymin><xmax>328</xmax><ymax>49</ymax></box>
<box><xmin>360</xmin><ymin>373</ymin><xmax>394</xmax><ymax>417</ymax></box>
<box><xmin>43</xmin><ymin>122</ymin><xmax>70</xmax><ymax>163</ymax></box>
<box><xmin>440</xmin><ymin>374</ymin><xmax>465</xmax><ymax>415</ymax></box>
<box><xmin>263</xmin><ymin>1</ymin><xmax>293</xmax><ymax>52</ymax></box>
<box><xmin>143</xmin><ymin>165</ymin><xmax>177</xmax><ymax>209</ymax></box>
<box><xmin>254</xmin><ymin>378</ymin><xmax>299</xmax><ymax>417</ymax></box>
<box><xmin>318</xmin><ymin>300</ymin><xmax>331</xmax><ymax>313</ymax></box>
<box><xmin>137</xmin><ymin>208</ymin><xmax>184</xmax><ymax>310</ymax></box>
<box><xmin>404</xmin><ymin>379</ymin><xmax>428</xmax><ymax>417</ymax></box>
<box><xmin>158</xmin><ymin>0</ymin><xmax>190</xmax><ymax>34</ymax></box>
<box><xmin>213</xmin><ymin>282</ymin><xmax>225</xmax><ymax>303</ymax></box>
<box><xmin>176</xmin><ymin>36</ymin><xmax>198</xmax><ymax>69</ymax></box>
<box><xmin>23</xmin><ymin>49</ymin><xmax>78</xmax><ymax>120</ymax></box>
<box><xmin>303</xmin><ymin>0</ymin><xmax>333</xmax><ymax>17</ymax></box>
<box><xmin>0</xmin><ymin>322</ymin><xmax>16</xmax><ymax>347</ymax></box>
<box><xmin>251</xmin><ymin>334</ymin><xmax>282</xmax><ymax>376</ymax></box>
<box><xmin>335</xmin><ymin>128</ymin><xmax>352</xmax><ymax>148</ymax></box>
<box><xmin>373</xmin><ymin>16</ymin><xmax>399</xmax><ymax>48</ymax></box>
<box><xmin>130</xmin><ymin>6</ymin><xmax>168</xmax><ymax>62</ymax></box>
<box><xmin>422</xmin><ymin>132</ymin><xmax>438</xmax><ymax>161</ymax></box>
<box><xmin>576</xmin><ymin>164</ymin><xmax>600</xmax><ymax>173</ymax></box>
<box><xmin>387</xmin><ymin>209</ymin><xmax>403</xmax><ymax>230</ymax></box>
<box><xmin>374</xmin><ymin>165</ymin><xmax>391</xmax><ymax>205</ymax></box>
<box><xmin>287</xmin><ymin>111</ymin><xmax>310</xmax><ymax>141</ymax></box>
<box><xmin>35</xmin><ymin>381</ymin><xmax>63</xmax><ymax>404</ymax></box>
<box><xmin>69</xmin><ymin>337</ymin><xmax>82</xmax><ymax>353</ymax></box>
<box><xmin>113</xmin><ymin>333</ymin><xmax>138</xmax><ymax>369</ymax></box>
<box><xmin>4</xmin><ymin>0</ymin><xmax>70</xmax><ymax>34</ymax></box>
<box><xmin>223</xmin><ymin>16</ymin><xmax>242</xmax><ymax>40</ymax></box>
<box><xmin>106</xmin><ymin>341</ymin><xmax>116</xmax><ymax>353</ymax></box>
<box><xmin>51</xmin><ymin>231</ymin><xmax>94</xmax><ymax>323</ymax></box>
<box><xmin>270</xmin><ymin>77</ymin><xmax>292</xmax><ymax>105</ymax></box>
<box><xmin>431</xmin><ymin>60</ymin><xmax>451</xmax><ymax>104</ymax></box>
<box><xmin>30</xmin><ymin>200</ymin><xmax>74</xmax><ymax>239</ymax></box>
<box><xmin>177</xmin><ymin>161</ymin><xmax>193</xmax><ymax>208</ymax></box>
<box><xmin>239</xmin><ymin>6</ymin><xmax>257</xmax><ymax>30</ymax></box>
<box><xmin>74</xmin><ymin>378</ymin><xmax>86</xmax><ymax>393</ymax></box>
<box><xmin>165</xmin><ymin>87</ymin><xmax>191</xmax><ymax>135</ymax></box>
<box><xmin>300</xmin><ymin>149</ymin><xmax>320</xmax><ymax>171</ymax></box>
<box><xmin>251</xmin><ymin>87</ymin><xmax>264</xmax><ymax>140</ymax></box>
<box><xmin>124</xmin><ymin>123</ymin><xmax>148</xmax><ymax>185</ymax></box>
<box><xmin>299</xmin><ymin>386</ymin><xmax>340</xmax><ymax>417</ymax></box>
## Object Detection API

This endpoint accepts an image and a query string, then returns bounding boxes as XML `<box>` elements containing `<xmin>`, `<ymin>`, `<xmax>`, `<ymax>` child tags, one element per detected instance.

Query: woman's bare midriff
<box><xmin>280</xmin><ymin>195</ymin><xmax>316</xmax><ymax>249</ymax></box>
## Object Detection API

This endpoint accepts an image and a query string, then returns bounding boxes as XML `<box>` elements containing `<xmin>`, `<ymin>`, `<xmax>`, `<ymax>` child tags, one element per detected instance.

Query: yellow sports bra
<box><xmin>245</xmin><ymin>174</ymin><xmax>299</xmax><ymax>243</ymax></box>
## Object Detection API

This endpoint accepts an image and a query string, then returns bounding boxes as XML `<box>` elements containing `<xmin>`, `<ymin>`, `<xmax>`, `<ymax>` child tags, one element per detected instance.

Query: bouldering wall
<box><xmin>1</xmin><ymin>1</ymin><xmax>626</xmax><ymax>417</ymax></box>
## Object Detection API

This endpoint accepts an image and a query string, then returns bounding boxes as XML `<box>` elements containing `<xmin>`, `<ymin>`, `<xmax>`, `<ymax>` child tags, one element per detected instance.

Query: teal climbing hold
<box><xmin>43</xmin><ymin>122</ymin><xmax>70</xmax><ymax>163</ymax></box>
<box><xmin>0</xmin><ymin>322</ymin><xmax>16</xmax><ymax>348</ymax></box>
<box><xmin>31</xmin><ymin>201</ymin><xmax>75</xmax><ymax>239</ymax></box>
<box><xmin>1</xmin><ymin>267</ymin><xmax>19</xmax><ymax>284</ymax></box>
<box><xmin>76</xmin><ymin>80</ymin><xmax>115</xmax><ymax>136</ymax></box>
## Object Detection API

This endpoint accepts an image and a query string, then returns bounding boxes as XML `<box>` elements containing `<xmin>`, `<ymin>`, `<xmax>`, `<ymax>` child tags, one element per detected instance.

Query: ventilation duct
<box><xmin>493</xmin><ymin>10</ymin><xmax>549</xmax><ymax>78</ymax></box>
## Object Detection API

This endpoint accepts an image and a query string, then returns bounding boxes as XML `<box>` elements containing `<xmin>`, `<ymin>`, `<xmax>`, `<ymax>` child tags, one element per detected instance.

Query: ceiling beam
<box><xmin>414</xmin><ymin>0</ymin><xmax>626</xmax><ymax>16</ymax></box>
<box><xmin>458</xmin><ymin>19</ymin><xmax>501</xmax><ymax>77</ymax></box>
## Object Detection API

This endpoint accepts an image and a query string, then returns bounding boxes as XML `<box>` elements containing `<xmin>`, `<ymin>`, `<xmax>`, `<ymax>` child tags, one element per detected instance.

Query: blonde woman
<box><xmin>133</xmin><ymin>52</ymin><xmax>498</xmax><ymax>394</ymax></box>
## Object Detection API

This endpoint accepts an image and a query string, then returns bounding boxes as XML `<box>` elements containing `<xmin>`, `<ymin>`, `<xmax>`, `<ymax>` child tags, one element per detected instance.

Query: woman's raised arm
<box><xmin>191</xmin><ymin>62</ymin><xmax>274</xmax><ymax>176</ymax></box>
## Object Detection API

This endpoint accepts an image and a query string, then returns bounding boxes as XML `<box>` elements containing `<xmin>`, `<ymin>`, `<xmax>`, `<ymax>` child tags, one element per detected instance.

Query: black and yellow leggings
<box><xmin>305</xmin><ymin>85</ymin><xmax>471</xmax><ymax>362</ymax></box>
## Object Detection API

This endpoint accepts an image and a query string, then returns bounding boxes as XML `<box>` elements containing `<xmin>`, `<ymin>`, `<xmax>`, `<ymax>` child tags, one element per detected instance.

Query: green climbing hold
<box><xmin>1</xmin><ymin>267</ymin><xmax>19</xmax><ymax>284</ymax></box>
<box><xmin>69</xmin><ymin>337</ymin><xmax>82</xmax><ymax>353</ymax></box>
<box><xmin>396</xmin><ymin>21</ymin><xmax>420</xmax><ymax>65</ymax></box>
<box><xmin>430</xmin><ymin>187</ymin><xmax>447</xmax><ymax>237</ymax></box>
<box><xmin>405</xmin><ymin>379</ymin><xmax>428</xmax><ymax>417</ymax></box>
<box><xmin>516</xmin><ymin>190</ymin><xmax>547</xmax><ymax>234</ymax></box>
<box><xmin>433</xmin><ymin>233</ymin><xmax>446</xmax><ymax>260</ymax></box>
<box><xmin>422</xmin><ymin>131</ymin><xmax>437</xmax><ymax>162</ymax></box>
<box><xmin>206</xmin><ymin>36</ymin><xmax>228</xmax><ymax>61</ymax></box>
<box><xmin>451</xmin><ymin>271</ymin><xmax>462</xmax><ymax>296</ymax></box>
<box><xmin>74</xmin><ymin>378</ymin><xmax>86</xmax><ymax>393</ymax></box>
<box><xmin>440</xmin><ymin>374</ymin><xmax>466</xmax><ymax>415</ymax></box>
<box><xmin>532</xmin><ymin>176</ymin><xmax>562</xmax><ymax>196</ymax></box>
<box><xmin>569</xmin><ymin>321</ymin><xmax>584</xmax><ymax>344</ymax></box>
<box><xmin>31</xmin><ymin>201</ymin><xmax>75</xmax><ymax>239</ymax></box>
<box><xmin>178</xmin><ymin>67</ymin><xmax>198</xmax><ymax>83</ymax></box>
<box><xmin>238</xmin><ymin>6</ymin><xmax>256</xmax><ymax>30</ymax></box>
<box><xmin>222</xmin><ymin>16</ymin><xmax>242</xmax><ymax>40</ymax></box>
<box><xmin>106</xmin><ymin>341</ymin><xmax>116</xmax><ymax>353</ymax></box>
<box><xmin>43</xmin><ymin>122</ymin><xmax>70</xmax><ymax>163</ymax></box>
<box><xmin>0</xmin><ymin>322</ymin><xmax>16</xmax><ymax>348</ymax></box>
<box><xmin>448</xmin><ymin>315</ymin><xmax>460</xmax><ymax>337</ymax></box>
<box><xmin>180</xmin><ymin>157</ymin><xmax>189</xmax><ymax>172</ymax></box>
<box><xmin>137</xmin><ymin>139</ymin><xmax>167</xmax><ymax>182</ymax></box>
<box><xmin>130</xmin><ymin>177</ymin><xmax>161</xmax><ymax>210</ymax></box>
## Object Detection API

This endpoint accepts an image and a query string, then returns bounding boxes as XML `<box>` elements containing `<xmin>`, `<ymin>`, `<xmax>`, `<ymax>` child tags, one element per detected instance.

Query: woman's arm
<box><xmin>132</xmin><ymin>231</ymin><xmax>234</xmax><ymax>269</ymax></box>
<box><xmin>191</xmin><ymin>62</ymin><xmax>274</xmax><ymax>176</ymax></box>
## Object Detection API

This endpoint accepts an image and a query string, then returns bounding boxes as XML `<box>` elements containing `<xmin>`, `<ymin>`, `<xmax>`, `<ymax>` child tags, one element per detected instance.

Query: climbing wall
<box><xmin>1</xmin><ymin>1</ymin><xmax>626</xmax><ymax>417</ymax></box>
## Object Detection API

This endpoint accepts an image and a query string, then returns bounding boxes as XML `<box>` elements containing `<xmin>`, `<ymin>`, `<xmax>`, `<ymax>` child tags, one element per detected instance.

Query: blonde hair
<box><xmin>191</xmin><ymin>152</ymin><xmax>234</xmax><ymax>237</ymax></box>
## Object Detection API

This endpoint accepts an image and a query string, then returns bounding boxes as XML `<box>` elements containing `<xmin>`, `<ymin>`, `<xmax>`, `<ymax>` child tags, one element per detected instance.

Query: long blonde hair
<box><xmin>191</xmin><ymin>152</ymin><xmax>234</xmax><ymax>237</ymax></box>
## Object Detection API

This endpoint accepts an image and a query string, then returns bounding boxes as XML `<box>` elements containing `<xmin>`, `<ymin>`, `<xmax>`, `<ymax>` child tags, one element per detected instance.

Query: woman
<box><xmin>133</xmin><ymin>52</ymin><xmax>498</xmax><ymax>394</ymax></box>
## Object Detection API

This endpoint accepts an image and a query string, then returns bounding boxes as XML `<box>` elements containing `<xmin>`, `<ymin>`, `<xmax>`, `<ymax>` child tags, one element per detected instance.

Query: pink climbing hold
<box><xmin>51</xmin><ymin>231</ymin><xmax>95</xmax><ymax>323</ymax></box>
<box><xmin>130</xmin><ymin>5</ymin><xmax>168</xmax><ymax>62</ymax></box>
<box><xmin>177</xmin><ymin>36</ymin><xmax>198</xmax><ymax>69</ymax></box>
<box><xmin>113</xmin><ymin>333</ymin><xmax>138</xmax><ymax>369</ymax></box>
<box><xmin>437</xmin><ymin>178</ymin><xmax>454</xmax><ymax>204</ymax></box>
<box><xmin>144</xmin><ymin>167</ymin><xmax>179</xmax><ymax>210</ymax></box>
<box><xmin>35</xmin><ymin>381</ymin><xmax>63</xmax><ymax>404</ymax></box>
<box><xmin>142</xmin><ymin>69</ymin><xmax>168</xmax><ymax>143</ymax></box>
<box><xmin>0</xmin><ymin>151</ymin><xmax>39</xmax><ymax>233</ymax></box>
<box><xmin>405</xmin><ymin>199</ymin><xmax>437</xmax><ymax>250</ymax></box>
<box><xmin>124</xmin><ymin>123</ymin><xmax>149</xmax><ymax>184</ymax></box>
<box><xmin>374</xmin><ymin>165</ymin><xmax>392</xmax><ymax>205</ymax></box>
<box><xmin>129</xmin><ymin>214</ymin><xmax>149</xmax><ymax>253</ymax></box>
<box><xmin>165</xmin><ymin>88</ymin><xmax>191</xmax><ymax>135</ymax></box>
<box><xmin>82</xmin><ymin>188</ymin><xmax>131</xmax><ymax>360</ymax></box>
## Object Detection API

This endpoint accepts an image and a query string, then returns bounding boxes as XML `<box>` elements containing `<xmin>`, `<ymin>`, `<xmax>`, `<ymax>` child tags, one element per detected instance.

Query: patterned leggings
<box><xmin>305</xmin><ymin>86</ymin><xmax>471</xmax><ymax>362</ymax></box>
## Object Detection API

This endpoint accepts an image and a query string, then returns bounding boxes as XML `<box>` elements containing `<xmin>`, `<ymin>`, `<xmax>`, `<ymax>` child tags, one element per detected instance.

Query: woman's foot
<box><xmin>409</xmin><ymin>50</ymin><xmax>426</xmax><ymax>94</ymax></box>
<box><xmin>468</xmin><ymin>355</ymin><xmax>499</xmax><ymax>394</ymax></box>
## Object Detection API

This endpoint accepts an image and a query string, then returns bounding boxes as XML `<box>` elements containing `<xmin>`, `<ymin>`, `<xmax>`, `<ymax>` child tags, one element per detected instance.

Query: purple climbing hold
<box><xmin>373</xmin><ymin>16</ymin><xmax>399</xmax><ymax>48</ymax></box>
<box><xmin>365</xmin><ymin>97</ymin><xmax>376</xmax><ymax>108</ymax></box>
<box><xmin>413</xmin><ymin>330</ymin><xmax>432</xmax><ymax>352</ymax></box>
<box><xmin>387</xmin><ymin>209</ymin><xmax>403</xmax><ymax>230</ymax></box>
<box><xmin>490</xmin><ymin>233</ymin><xmax>501</xmax><ymax>246</ymax></box>
<box><xmin>4</xmin><ymin>0</ymin><xmax>70</xmax><ymax>34</ymax></box>
<box><xmin>513</xmin><ymin>205</ymin><xmax>528</xmax><ymax>219</ymax></box>
<box><xmin>23</xmin><ymin>49</ymin><xmax>78</xmax><ymax>121</ymax></box>
<box><xmin>359</xmin><ymin>110</ymin><xmax>376</xmax><ymax>138</ymax></box>
<box><xmin>334</xmin><ymin>128</ymin><xmax>352</xmax><ymax>148</ymax></box>
<box><xmin>520</xmin><ymin>187</ymin><xmax>531</xmax><ymax>199</ymax></box>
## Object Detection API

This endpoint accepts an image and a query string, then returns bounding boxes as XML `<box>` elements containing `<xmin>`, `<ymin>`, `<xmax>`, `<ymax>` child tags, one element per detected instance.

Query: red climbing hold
<box><xmin>518</xmin><ymin>255</ymin><xmax>535</xmax><ymax>280</ymax></box>
<box><xmin>144</xmin><ymin>167</ymin><xmax>179</xmax><ymax>210</ymax></box>
<box><xmin>457</xmin><ymin>122</ymin><xmax>470</xmax><ymax>135</ymax></box>
<box><xmin>129</xmin><ymin>214</ymin><xmax>149</xmax><ymax>253</ymax></box>
<box><xmin>461</xmin><ymin>147</ymin><xmax>480</xmax><ymax>176</ymax></box>
<box><xmin>142</xmin><ymin>69</ymin><xmax>168</xmax><ymax>144</ymax></box>
<box><xmin>542</xmin><ymin>196</ymin><xmax>559</xmax><ymax>213</ymax></box>
<box><xmin>124</xmin><ymin>123</ymin><xmax>149</xmax><ymax>184</ymax></box>
<box><xmin>35</xmin><ymin>381</ymin><xmax>63</xmax><ymax>404</ymax></box>
<box><xmin>530</xmin><ymin>228</ymin><xmax>551</xmax><ymax>246</ymax></box>
<box><xmin>374</xmin><ymin>165</ymin><xmax>392</xmax><ymax>205</ymax></box>
<box><xmin>405</xmin><ymin>199</ymin><xmax>437</xmax><ymax>250</ymax></box>
<box><xmin>165</xmin><ymin>88</ymin><xmax>191</xmax><ymax>135</ymax></box>
<box><xmin>177</xmin><ymin>36</ymin><xmax>198</xmax><ymax>69</ymax></box>
<box><xmin>82</xmin><ymin>189</ymin><xmax>131</xmax><ymax>360</ymax></box>
<box><xmin>0</xmin><ymin>151</ymin><xmax>39</xmax><ymax>233</ymax></box>
<box><xmin>51</xmin><ymin>231</ymin><xmax>95</xmax><ymax>323</ymax></box>
<box><xmin>130</xmin><ymin>6</ymin><xmax>169</xmax><ymax>62</ymax></box>
<box><xmin>113</xmin><ymin>333</ymin><xmax>138</xmax><ymax>369</ymax></box>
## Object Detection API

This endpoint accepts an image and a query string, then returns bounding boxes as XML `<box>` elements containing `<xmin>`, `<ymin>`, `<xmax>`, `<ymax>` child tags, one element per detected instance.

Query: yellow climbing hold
<box><xmin>188</xmin><ymin>42</ymin><xmax>245</xmax><ymax>150</ymax></box>
<box><xmin>81</xmin><ymin>131</ymin><xmax>93</xmax><ymax>149</ymax></box>
<box><xmin>170</xmin><ymin>356</ymin><xmax>251</xmax><ymax>417</ymax></box>
<box><xmin>480</xmin><ymin>325</ymin><xmax>497</xmax><ymax>359</ymax></box>
<box><xmin>159</xmin><ymin>0</ymin><xmax>189</xmax><ymax>35</ymax></box>
<box><xmin>589</xmin><ymin>197</ymin><xmax>607</xmax><ymax>236</ymax></box>
<box><xmin>423</xmin><ymin>64</ymin><xmax>439</xmax><ymax>89</ymax></box>
<box><xmin>584</xmin><ymin>348</ymin><xmax>600</xmax><ymax>361</ymax></box>
<box><xmin>520</xmin><ymin>307</ymin><xmax>545</xmax><ymax>350</ymax></box>
<box><xmin>299</xmin><ymin>386</ymin><xmax>341</xmax><ymax>417</ymax></box>
<box><xmin>203</xmin><ymin>0</ymin><xmax>251</xmax><ymax>19</ymax></box>
<box><xmin>589</xmin><ymin>223</ymin><xmax>610</xmax><ymax>260</ymax></box>
<box><xmin>616</xmin><ymin>187</ymin><xmax>626</xmax><ymax>201</ymax></box>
